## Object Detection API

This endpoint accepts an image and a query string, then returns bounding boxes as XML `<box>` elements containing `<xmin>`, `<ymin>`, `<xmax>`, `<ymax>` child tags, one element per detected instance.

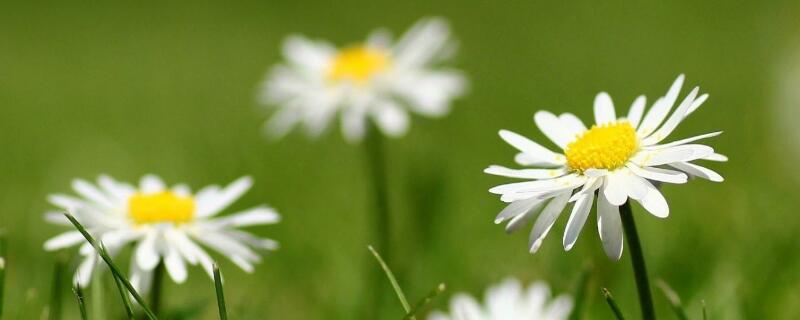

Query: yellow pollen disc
<box><xmin>565</xmin><ymin>122</ymin><xmax>638</xmax><ymax>172</ymax></box>
<box><xmin>128</xmin><ymin>191</ymin><xmax>195</xmax><ymax>225</ymax></box>
<box><xmin>326</xmin><ymin>46</ymin><xmax>390</xmax><ymax>83</ymax></box>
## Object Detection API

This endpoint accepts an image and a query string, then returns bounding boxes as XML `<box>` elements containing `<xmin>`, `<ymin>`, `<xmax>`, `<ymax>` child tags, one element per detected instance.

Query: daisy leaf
<box><xmin>655</xmin><ymin>279</ymin><xmax>689</xmax><ymax>320</ymax></box>
<box><xmin>73</xmin><ymin>285</ymin><xmax>88</xmax><ymax>320</ymax></box>
<box><xmin>367</xmin><ymin>245</ymin><xmax>414</xmax><ymax>319</ymax></box>
<box><xmin>403</xmin><ymin>283</ymin><xmax>446</xmax><ymax>320</ymax></box>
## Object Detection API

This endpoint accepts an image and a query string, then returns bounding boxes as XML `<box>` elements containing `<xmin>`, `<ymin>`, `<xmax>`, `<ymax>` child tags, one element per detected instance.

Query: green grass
<box><xmin>0</xmin><ymin>0</ymin><xmax>799</xmax><ymax>318</ymax></box>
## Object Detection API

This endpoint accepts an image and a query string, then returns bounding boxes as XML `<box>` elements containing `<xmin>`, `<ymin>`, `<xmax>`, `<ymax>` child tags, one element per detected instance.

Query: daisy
<box><xmin>485</xmin><ymin>75</ymin><xmax>726</xmax><ymax>260</ymax></box>
<box><xmin>428</xmin><ymin>278</ymin><xmax>573</xmax><ymax>320</ymax></box>
<box><xmin>259</xmin><ymin>17</ymin><xmax>467</xmax><ymax>142</ymax></box>
<box><xmin>43</xmin><ymin>175</ymin><xmax>280</xmax><ymax>293</ymax></box>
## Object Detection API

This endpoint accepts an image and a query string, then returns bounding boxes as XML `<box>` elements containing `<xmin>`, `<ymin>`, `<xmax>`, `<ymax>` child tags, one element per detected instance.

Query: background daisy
<box><xmin>43</xmin><ymin>175</ymin><xmax>280</xmax><ymax>293</ymax></box>
<box><xmin>428</xmin><ymin>278</ymin><xmax>573</xmax><ymax>320</ymax></box>
<box><xmin>260</xmin><ymin>17</ymin><xmax>467</xmax><ymax>142</ymax></box>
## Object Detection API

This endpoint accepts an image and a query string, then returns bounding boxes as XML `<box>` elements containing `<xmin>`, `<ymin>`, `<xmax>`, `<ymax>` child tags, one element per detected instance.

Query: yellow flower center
<box><xmin>128</xmin><ymin>192</ymin><xmax>195</xmax><ymax>225</ymax></box>
<box><xmin>565</xmin><ymin>122</ymin><xmax>638</xmax><ymax>172</ymax></box>
<box><xmin>326</xmin><ymin>46</ymin><xmax>390</xmax><ymax>83</ymax></box>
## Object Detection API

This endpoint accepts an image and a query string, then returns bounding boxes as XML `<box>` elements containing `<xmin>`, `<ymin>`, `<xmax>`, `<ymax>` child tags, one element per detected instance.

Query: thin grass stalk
<box><xmin>403</xmin><ymin>283</ymin><xmax>446</xmax><ymax>320</ymax></box>
<box><xmin>73</xmin><ymin>286</ymin><xmax>88</xmax><ymax>320</ymax></box>
<box><xmin>367</xmin><ymin>245</ymin><xmax>414</xmax><ymax>320</ymax></box>
<box><xmin>104</xmin><ymin>243</ymin><xmax>133</xmax><ymax>320</ymax></box>
<box><xmin>656</xmin><ymin>279</ymin><xmax>688</xmax><ymax>320</ymax></box>
<box><xmin>63</xmin><ymin>213</ymin><xmax>157</xmax><ymax>320</ymax></box>
<box><xmin>213</xmin><ymin>265</ymin><xmax>228</xmax><ymax>320</ymax></box>
<box><xmin>602</xmin><ymin>288</ymin><xmax>625</xmax><ymax>320</ymax></box>
<box><xmin>702</xmin><ymin>300</ymin><xmax>708</xmax><ymax>320</ymax></box>
<box><xmin>619</xmin><ymin>201</ymin><xmax>655</xmax><ymax>320</ymax></box>
<box><xmin>568</xmin><ymin>265</ymin><xmax>592</xmax><ymax>320</ymax></box>
<box><xmin>0</xmin><ymin>232</ymin><xmax>6</xmax><ymax>320</ymax></box>
<box><xmin>48</xmin><ymin>256</ymin><xmax>67</xmax><ymax>320</ymax></box>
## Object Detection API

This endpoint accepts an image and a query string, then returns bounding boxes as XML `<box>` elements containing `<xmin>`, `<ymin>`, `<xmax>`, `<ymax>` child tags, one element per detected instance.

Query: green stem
<box><xmin>619</xmin><ymin>201</ymin><xmax>655</xmax><ymax>320</ymax></box>
<box><xmin>73</xmin><ymin>286</ymin><xmax>89</xmax><ymax>320</ymax></box>
<box><xmin>150</xmin><ymin>262</ymin><xmax>165</xmax><ymax>317</ymax></box>
<box><xmin>49</xmin><ymin>256</ymin><xmax>67</xmax><ymax>320</ymax></box>
<box><xmin>367</xmin><ymin>245</ymin><xmax>412</xmax><ymax>318</ymax></box>
<box><xmin>363</xmin><ymin>124</ymin><xmax>392</xmax><ymax>318</ymax></box>
<box><xmin>213</xmin><ymin>265</ymin><xmax>227</xmax><ymax>320</ymax></box>
<box><xmin>568</xmin><ymin>265</ymin><xmax>592</xmax><ymax>320</ymax></box>
<box><xmin>110</xmin><ymin>267</ymin><xmax>134</xmax><ymax>319</ymax></box>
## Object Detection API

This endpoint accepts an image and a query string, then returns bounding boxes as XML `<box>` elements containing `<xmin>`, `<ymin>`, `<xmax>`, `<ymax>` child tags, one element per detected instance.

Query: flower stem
<box><xmin>213</xmin><ymin>265</ymin><xmax>228</xmax><ymax>320</ymax></box>
<box><xmin>150</xmin><ymin>262</ymin><xmax>165</xmax><ymax>317</ymax></box>
<box><xmin>73</xmin><ymin>285</ymin><xmax>88</xmax><ymax>320</ymax></box>
<box><xmin>602</xmin><ymin>288</ymin><xmax>625</xmax><ymax>320</ymax></box>
<box><xmin>619</xmin><ymin>201</ymin><xmax>655</xmax><ymax>320</ymax></box>
<box><xmin>49</xmin><ymin>255</ymin><xmax>67</xmax><ymax>320</ymax></box>
<box><xmin>363</xmin><ymin>124</ymin><xmax>392</xmax><ymax>317</ymax></box>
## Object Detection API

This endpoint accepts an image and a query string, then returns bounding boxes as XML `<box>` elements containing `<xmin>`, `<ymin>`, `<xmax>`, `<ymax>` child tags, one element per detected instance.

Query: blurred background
<box><xmin>1</xmin><ymin>0</ymin><xmax>800</xmax><ymax>319</ymax></box>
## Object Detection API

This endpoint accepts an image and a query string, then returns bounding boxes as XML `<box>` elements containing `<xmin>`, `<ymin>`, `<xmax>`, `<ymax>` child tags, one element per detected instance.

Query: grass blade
<box><xmin>48</xmin><ymin>255</ymin><xmax>67</xmax><ymax>320</ymax></box>
<box><xmin>602</xmin><ymin>288</ymin><xmax>625</xmax><ymax>320</ymax></box>
<box><xmin>367</xmin><ymin>245</ymin><xmax>414</xmax><ymax>319</ymax></box>
<box><xmin>0</xmin><ymin>232</ymin><xmax>6</xmax><ymax>320</ymax></box>
<box><xmin>701</xmin><ymin>300</ymin><xmax>708</xmax><ymax>320</ymax></box>
<box><xmin>403</xmin><ymin>283</ymin><xmax>446</xmax><ymax>320</ymax></box>
<box><xmin>63</xmin><ymin>213</ymin><xmax>158</xmax><ymax>320</ymax></box>
<box><xmin>104</xmin><ymin>244</ymin><xmax>134</xmax><ymax>320</ymax></box>
<box><xmin>656</xmin><ymin>279</ymin><xmax>689</xmax><ymax>320</ymax></box>
<box><xmin>213</xmin><ymin>264</ymin><xmax>228</xmax><ymax>320</ymax></box>
<box><xmin>73</xmin><ymin>285</ymin><xmax>88</xmax><ymax>320</ymax></box>
<box><xmin>568</xmin><ymin>265</ymin><xmax>592</xmax><ymax>320</ymax></box>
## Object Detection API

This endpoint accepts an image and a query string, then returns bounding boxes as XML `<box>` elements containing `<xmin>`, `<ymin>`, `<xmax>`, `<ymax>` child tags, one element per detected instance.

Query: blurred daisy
<box><xmin>260</xmin><ymin>17</ymin><xmax>467</xmax><ymax>142</ymax></box>
<box><xmin>43</xmin><ymin>175</ymin><xmax>280</xmax><ymax>293</ymax></box>
<box><xmin>428</xmin><ymin>278</ymin><xmax>572</xmax><ymax>320</ymax></box>
<box><xmin>486</xmin><ymin>75</ymin><xmax>725</xmax><ymax>260</ymax></box>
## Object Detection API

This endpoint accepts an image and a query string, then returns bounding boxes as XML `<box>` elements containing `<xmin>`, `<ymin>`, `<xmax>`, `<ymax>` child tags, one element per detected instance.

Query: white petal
<box><xmin>597</xmin><ymin>193</ymin><xmax>623</xmax><ymax>260</ymax></box>
<box><xmin>528</xmin><ymin>192</ymin><xmax>570</xmax><ymax>253</ymax></box>
<box><xmin>535</xmin><ymin>111</ymin><xmax>573</xmax><ymax>148</ymax></box>
<box><xmin>97</xmin><ymin>175</ymin><xmax>135</xmax><ymax>203</ymax></box>
<box><xmin>593</xmin><ymin>92</ymin><xmax>616</xmax><ymax>125</ymax></box>
<box><xmin>637</xmin><ymin>74</ymin><xmax>684</xmax><ymax>136</ymax></box>
<box><xmin>341</xmin><ymin>105</ymin><xmax>367</xmax><ymax>143</ymax></box>
<box><xmin>263</xmin><ymin>107</ymin><xmax>302</xmax><ymax>139</ymax></box>
<box><xmin>484</xmin><ymin>165</ymin><xmax>567</xmax><ymax>180</ymax></box>
<box><xmin>602</xmin><ymin>173</ymin><xmax>628</xmax><ymax>206</ymax></box>
<box><xmin>495</xmin><ymin>197</ymin><xmax>545</xmax><ymax>224</ymax></box>
<box><xmin>139</xmin><ymin>175</ymin><xmax>165</xmax><ymax>193</ymax></box>
<box><xmin>72</xmin><ymin>179</ymin><xmax>114</xmax><ymax>208</ymax></box>
<box><xmin>626</xmin><ymin>164</ymin><xmax>688</xmax><ymax>184</ymax></box>
<box><xmin>644</xmin><ymin>131</ymin><xmax>722</xmax><ymax>150</ymax></box>
<box><xmin>627</xmin><ymin>95</ymin><xmax>646</xmax><ymax>128</ymax></box>
<box><xmin>632</xmin><ymin>144</ymin><xmax>714</xmax><ymax>167</ymax></box>
<box><xmin>135</xmin><ymin>231</ymin><xmax>160</xmax><ymax>271</ymax></box>
<box><xmin>641</xmin><ymin>87</ymin><xmax>700</xmax><ymax>145</ymax></box>
<box><xmin>282</xmin><ymin>35</ymin><xmax>335</xmax><ymax>71</ymax></box>
<box><xmin>505</xmin><ymin>206</ymin><xmax>539</xmax><ymax>234</ymax></box>
<box><xmin>207</xmin><ymin>207</ymin><xmax>281</xmax><ymax>228</ymax></box>
<box><xmin>489</xmin><ymin>174</ymin><xmax>583</xmax><ymax>195</ymax></box>
<box><xmin>637</xmin><ymin>179</ymin><xmax>670</xmax><ymax>218</ymax></box>
<box><xmin>196</xmin><ymin>177</ymin><xmax>253</xmax><ymax>217</ymax></box>
<box><xmin>74</xmin><ymin>254</ymin><xmax>97</xmax><ymax>287</ymax></box>
<box><xmin>558</xmin><ymin>113</ymin><xmax>587</xmax><ymax>136</ymax></box>
<box><xmin>669</xmin><ymin>162</ymin><xmax>724</xmax><ymax>182</ymax></box>
<box><xmin>393</xmin><ymin>17</ymin><xmax>452</xmax><ymax>68</ymax></box>
<box><xmin>44</xmin><ymin>231</ymin><xmax>86</xmax><ymax>251</ymax></box>
<box><xmin>563</xmin><ymin>191</ymin><xmax>595</xmax><ymax>250</ymax></box>
<box><xmin>129</xmin><ymin>259</ymin><xmax>153</xmax><ymax>296</ymax></box>
<box><xmin>686</xmin><ymin>93</ymin><xmax>708</xmax><ymax>116</ymax></box>
<box><xmin>373</xmin><ymin>100</ymin><xmax>410</xmax><ymax>137</ymax></box>
<box><xmin>704</xmin><ymin>153</ymin><xmax>728</xmax><ymax>162</ymax></box>
<box><xmin>498</xmin><ymin>130</ymin><xmax>564</xmax><ymax>165</ymax></box>
<box><xmin>164</xmin><ymin>244</ymin><xmax>187</xmax><ymax>284</ymax></box>
<box><xmin>449</xmin><ymin>294</ymin><xmax>485</xmax><ymax>319</ymax></box>
<box><xmin>619</xmin><ymin>170</ymin><xmax>649</xmax><ymax>200</ymax></box>
<box><xmin>569</xmin><ymin>177</ymin><xmax>602</xmax><ymax>202</ymax></box>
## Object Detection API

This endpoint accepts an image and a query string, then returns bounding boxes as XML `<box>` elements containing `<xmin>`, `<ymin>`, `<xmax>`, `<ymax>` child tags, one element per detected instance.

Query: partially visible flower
<box><xmin>485</xmin><ymin>75</ymin><xmax>725</xmax><ymax>259</ymax></box>
<box><xmin>428</xmin><ymin>278</ymin><xmax>572</xmax><ymax>320</ymax></box>
<box><xmin>260</xmin><ymin>17</ymin><xmax>467</xmax><ymax>142</ymax></box>
<box><xmin>43</xmin><ymin>175</ymin><xmax>280</xmax><ymax>292</ymax></box>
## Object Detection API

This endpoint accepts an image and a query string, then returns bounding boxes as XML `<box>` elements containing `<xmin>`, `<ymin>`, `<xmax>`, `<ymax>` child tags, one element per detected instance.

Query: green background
<box><xmin>2</xmin><ymin>0</ymin><xmax>800</xmax><ymax>319</ymax></box>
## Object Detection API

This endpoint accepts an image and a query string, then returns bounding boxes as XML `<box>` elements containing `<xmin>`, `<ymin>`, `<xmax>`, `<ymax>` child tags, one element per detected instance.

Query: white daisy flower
<box><xmin>485</xmin><ymin>75</ymin><xmax>726</xmax><ymax>260</ymax></box>
<box><xmin>43</xmin><ymin>175</ymin><xmax>280</xmax><ymax>293</ymax></box>
<box><xmin>260</xmin><ymin>17</ymin><xmax>467</xmax><ymax>142</ymax></box>
<box><xmin>428</xmin><ymin>278</ymin><xmax>573</xmax><ymax>320</ymax></box>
